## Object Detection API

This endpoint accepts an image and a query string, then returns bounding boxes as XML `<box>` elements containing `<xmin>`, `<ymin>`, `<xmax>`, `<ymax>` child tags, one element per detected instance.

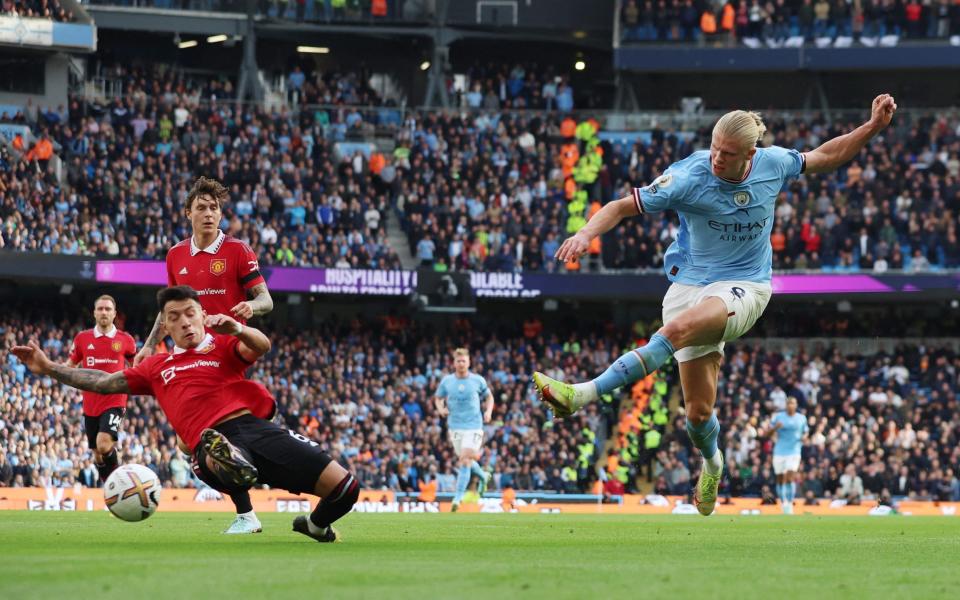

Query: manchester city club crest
<box><xmin>733</xmin><ymin>191</ymin><xmax>750</xmax><ymax>206</ymax></box>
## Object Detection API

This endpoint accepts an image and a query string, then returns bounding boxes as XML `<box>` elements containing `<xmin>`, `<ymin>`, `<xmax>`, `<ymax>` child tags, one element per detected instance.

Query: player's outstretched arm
<box><xmin>204</xmin><ymin>314</ymin><xmax>271</xmax><ymax>360</ymax></box>
<box><xmin>12</xmin><ymin>342</ymin><xmax>130</xmax><ymax>394</ymax></box>
<box><xmin>804</xmin><ymin>93</ymin><xmax>897</xmax><ymax>175</ymax></box>
<box><xmin>555</xmin><ymin>196</ymin><xmax>639</xmax><ymax>262</ymax></box>
<box><xmin>134</xmin><ymin>312</ymin><xmax>164</xmax><ymax>366</ymax></box>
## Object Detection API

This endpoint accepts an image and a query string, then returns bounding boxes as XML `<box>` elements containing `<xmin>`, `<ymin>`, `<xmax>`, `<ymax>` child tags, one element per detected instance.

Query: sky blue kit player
<box><xmin>534</xmin><ymin>95</ymin><xmax>898</xmax><ymax>517</ymax></box>
<box><xmin>435</xmin><ymin>348</ymin><xmax>494</xmax><ymax>511</ymax></box>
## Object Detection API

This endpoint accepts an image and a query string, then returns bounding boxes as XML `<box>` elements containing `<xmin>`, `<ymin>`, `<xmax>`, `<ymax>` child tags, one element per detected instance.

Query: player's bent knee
<box><xmin>657</xmin><ymin>321</ymin><xmax>687</xmax><ymax>348</ymax></box>
<box><xmin>96</xmin><ymin>441</ymin><xmax>115</xmax><ymax>456</ymax></box>
<box><xmin>685</xmin><ymin>403</ymin><xmax>714</xmax><ymax>425</ymax></box>
<box><xmin>313</xmin><ymin>460</ymin><xmax>350</xmax><ymax>498</ymax></box>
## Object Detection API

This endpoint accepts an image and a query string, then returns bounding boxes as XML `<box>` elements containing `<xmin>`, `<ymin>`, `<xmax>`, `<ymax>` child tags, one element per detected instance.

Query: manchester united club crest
<box><xmin>210</xmin><ymin>259</ymin><xmax>227</xmax><ymax>276</ymax></box>
<box><xmin>196</xmin><ymin>342</ymin><xmax>216</xmax><ymax>354</ymax></box>
<box><xmin>111</xmin><ymin>341</ymin><xmax>122</xmax><ymax>353</ymax></box>
<box><xmin>733</xmin><ymin>191</ymin><xmax>750</xmax><ymax>207</ymax></box>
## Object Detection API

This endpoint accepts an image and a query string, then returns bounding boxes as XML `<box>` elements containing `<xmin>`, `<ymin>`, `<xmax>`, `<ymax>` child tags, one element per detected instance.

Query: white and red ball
<box><xmin>104</xmin><ymin>464</ymin><xmax>162</xmax><ymax>522</ymax></box>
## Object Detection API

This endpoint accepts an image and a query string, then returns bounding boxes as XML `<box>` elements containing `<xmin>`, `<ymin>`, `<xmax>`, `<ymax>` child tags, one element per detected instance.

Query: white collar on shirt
<box><xmin>189</xmin><ymin>230</ymin><xmax>225</xmax><ymax>256</ymax></box>
<box><xmin>93</xmin><ymin>326</ymin><xmax>117</xmax><ymax>339</ymax></box>
<box><xmin>173</xmin><ymin>333</ymin><xmax>214</xmax><ymax>355</ymax></box>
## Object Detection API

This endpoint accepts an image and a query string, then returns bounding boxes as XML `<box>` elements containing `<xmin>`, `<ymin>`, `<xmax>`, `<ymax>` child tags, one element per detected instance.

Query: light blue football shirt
<box><xmin>771</xmin><ymin>411</ymin><xmax>808</xmax><ymax>457</ymax></box>
<box><xmin>435</xmin><ymin>373</ymin><xmax>489</xmax><ymax>430</ymax></box>
<box><xmin>633</xmin><ymin>146</ymin><xmax>804</xmax><ymax>285</ymax></box>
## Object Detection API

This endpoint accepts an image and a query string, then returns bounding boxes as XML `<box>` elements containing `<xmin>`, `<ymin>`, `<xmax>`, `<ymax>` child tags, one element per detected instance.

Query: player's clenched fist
<box><xmin>555</xmin><ymin>232</ymin><xmax>591</xmax><ymax>262</ymax></box>
<box><xmin>230</xmin><ymin>301</ymin><xmax>254</xmax><ymax>320</ymax></box>
<box><xmin>204</xmin><ymin>314</ymin><xmax>243</xmax><ymax>335</ymax></box>
<box><xmin>869</xmin><ymin>93</ymin><xmax>897</xmax><ymax>130</ymax></box>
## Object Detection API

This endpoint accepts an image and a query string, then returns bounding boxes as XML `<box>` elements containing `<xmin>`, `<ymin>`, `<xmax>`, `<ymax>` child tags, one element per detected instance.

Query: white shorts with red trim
<box><xmin>661</xmin><ymin>280</ymin><xmax>772</xmax><ymax>362</ymax></box>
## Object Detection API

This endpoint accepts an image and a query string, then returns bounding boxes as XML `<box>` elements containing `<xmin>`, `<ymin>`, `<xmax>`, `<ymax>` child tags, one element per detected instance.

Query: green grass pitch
<box><xmin>1</xmin><ymin>512</ymin><xmax>959</xmax><ymax>599</ymax></box>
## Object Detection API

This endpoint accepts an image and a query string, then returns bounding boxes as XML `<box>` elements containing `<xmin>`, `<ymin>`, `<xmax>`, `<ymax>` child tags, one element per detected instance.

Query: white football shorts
<box><xmin>662</xmin><ymin>280</ymin><xmax>772</xmax><ymax>362</ymax></box>
<box><xmin>449</xmin><ymin>429</ymin><xmax>484</xmax><ymax>455</ymax></box>
<box><xmin>773</xmin><ymin>454</ymin><xmax>802</xmax><ymax>475</ymax></box>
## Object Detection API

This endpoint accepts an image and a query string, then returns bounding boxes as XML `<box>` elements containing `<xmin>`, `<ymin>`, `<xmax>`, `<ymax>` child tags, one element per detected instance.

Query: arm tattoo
<box><xmin>46</xmin><ymin>363</ymin><xmax>130</xmax><ymax>394</ymax></box>
<box><xmin>143</xmin><ymin>312</ymin><xmax>163</xmax><ymax>349</ymax></box>
<box><xmin>246</xmin><ymin>283</ymin><xmax>274</xmax><ymax>316</ymax></box>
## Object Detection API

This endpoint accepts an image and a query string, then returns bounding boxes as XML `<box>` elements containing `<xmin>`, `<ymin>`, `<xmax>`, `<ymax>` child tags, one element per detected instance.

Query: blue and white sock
<box><xmin>777</xmin><ymin>483</ymin><xmax>787</xmax><ymax>505</ymax></box>
<box><xmin>576</xmin><ymin>333</ymin><xmax>676</xmax><ymax>402</ymax></box>
<box><xmin>470</xmin><ymin>461</ymin><xmax>484</xmax><ymax>479</ymax></box>
<box><xmin>453</xmin><ymin>465</ymin><xmax>470</xmax><ymax>504</ymax></box>
<box><xmin>685</xmin><ymin>413</ymin><xmax>722</xmax><ymax>475</ymax></box>
<box><xmin>787</xmin><ymin>481</ymin><xmax>796</xmax><ymax>504</ymax></box>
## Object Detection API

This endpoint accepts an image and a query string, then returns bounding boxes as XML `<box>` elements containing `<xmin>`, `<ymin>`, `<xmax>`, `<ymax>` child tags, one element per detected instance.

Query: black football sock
<box><xmin>96</xmin><ymin>448</ymin><xmax>120</xmax><ymax>481</ymax></box>
<box><xmin>230</xmin><ymin>490</ymin><xmax>254</xmax><ymax>514</ymax></box>
<box><xmin>309</xmin><ymin>473</ymin><xmax>359</xmax><ymax>532</ymax></box>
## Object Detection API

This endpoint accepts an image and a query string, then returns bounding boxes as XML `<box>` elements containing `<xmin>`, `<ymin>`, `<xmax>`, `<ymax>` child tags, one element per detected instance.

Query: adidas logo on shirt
<box><xmin>87</xmin><ymin>343</ymin><xmax>95</xmax><ymax>350</ymax></box>
<box><xmin>179</xmin><ymin>267</ymin><xmax>188</xmax><ymax>275</ymax></box>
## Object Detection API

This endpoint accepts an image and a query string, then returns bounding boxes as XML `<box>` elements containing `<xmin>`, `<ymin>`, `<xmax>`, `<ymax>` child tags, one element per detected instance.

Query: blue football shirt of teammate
<box><xmin>771</xmin><ymin>411</ymin><xmax>809</xmax><ymax>457</ymax></box>
<box><xmin>435</xmin><ymin>373</ymin><xmax>489</xmax><ymax>431</ymax></box>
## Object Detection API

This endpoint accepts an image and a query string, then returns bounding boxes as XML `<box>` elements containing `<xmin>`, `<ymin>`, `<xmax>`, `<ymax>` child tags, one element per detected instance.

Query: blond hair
<box><xmin>712</xmin><ymin>110</ymin><xmax>767</xmax><ymax>150</ymax></box>
<box><xmin>453</xmin><ymin>347</ymin><xmax>470</xmax><ymax>358</ymax></box>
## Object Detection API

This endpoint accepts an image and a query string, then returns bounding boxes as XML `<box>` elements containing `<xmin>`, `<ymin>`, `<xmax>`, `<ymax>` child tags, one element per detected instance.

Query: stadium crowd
<box><xmin>2</xmin><ymin>61</ymin><xmax>960</xmax><ymax>274</ymax></box>
<box><xmin>0</xmin><ymin>63</ymin><xmax>402</xmax><ymax>270</ymax></box>
<box><xmin>0</xmin><ymin>310</ymin><xmax>612</xmax><ymax>496</ymax></box>
<box><xmin>2</xmin><ymin>0</ymin><xmax>75</xmax><ymax>21</ymax></box>
<box><xmin>620</xmin><ymin>0</ymin><xmax>960</xmax><ymax>44</ymax></box>
<box><xmin>456</xmin><ymin>62</ymin><xmax>577</xmax><ymax>113</ymax></box>
<box><xmin>85</xmin><ymin>0</ymin><xmax>432</xmax><ymax>22</ymax></box>
<box><xmin>713</xmin><ymin>340</ymin><xmax>960</xmax><ymax>504</ymax></box>
<box><xmin>393</xmin><ymin>109</ymin><xmax>960</xmax><ymax>273</ymax></box>
<box><xmin>2</xmin><ymin>305</ymin><xmax>958</xmax><ymax>503</ymax></box>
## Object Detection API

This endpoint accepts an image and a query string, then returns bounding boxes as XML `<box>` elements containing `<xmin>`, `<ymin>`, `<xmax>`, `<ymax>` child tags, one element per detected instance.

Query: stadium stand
<box><xmin>84</xmin><ymin>0</ymin><xmax>433</xmax><ymax>22</ymax></box>
<box><xmin>619</xmin><ymin>0</ymin><xmax>960</xmax><ymax>45</ymax></box>
<box><xmin>392</xmin><ymin>109</ymin><xmax>960</xmax><ymax>273</ymax></box>
<box><xmin>2</xmin><ymin>0</ymin><xmax>76</xmax><ymax>22</ymax></box>
<box><xmin>3</xmin><ymin>303</ymin><xmax>958</xmax><ymax>502</ymax></box>
<box><xmin>0</xmin><ymin>62</ymin><xmax>402</xmax><ymax>269</ymax></box>
<box><xmin>4</xmin><ymin>88</ymin><xmax>960</xmax><ymax>272</ymax></box>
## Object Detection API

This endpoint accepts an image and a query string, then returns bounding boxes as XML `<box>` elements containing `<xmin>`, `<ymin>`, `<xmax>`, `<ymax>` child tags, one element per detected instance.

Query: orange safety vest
<box><xmin>701</xmin><ymin>11</ymin><xmax>717</xmax><ymax>34</ymax></box>
<box><xmin>418</xmin><ymin>479</ymin><xmax>437</xmax><ymax>502</ymax></box>
<box><xmin>721</xmin><ymin>4</ymin><xmax>735</xmax><ymax>31</ymax></box>
<box><xmin>369</xmin><ymin>152</ymin><xmax>385</xmax><ymax>175</ymax></box>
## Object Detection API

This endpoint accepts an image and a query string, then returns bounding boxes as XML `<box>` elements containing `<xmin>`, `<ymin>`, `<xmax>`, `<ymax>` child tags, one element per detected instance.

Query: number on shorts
<box><xmin>108</xmin><ymin>413</ymin><xmax>122</xmax><ymax>430</ymax></box>
<box><xmin>288</xmin><ymin>430</ymin><xmax>319</xmax><ymax>447</ymax></box>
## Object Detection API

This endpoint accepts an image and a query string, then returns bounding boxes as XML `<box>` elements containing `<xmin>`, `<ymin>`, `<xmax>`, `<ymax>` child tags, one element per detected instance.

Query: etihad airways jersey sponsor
<box><xmin>69</xmin><ymin>327</ymin><xmax>136</xmax><ymax>415</ymax></box>
<box><xmin>165</xmin><ymin>230</ymin><xmax>266</xmax><ymax>323</ymax></box>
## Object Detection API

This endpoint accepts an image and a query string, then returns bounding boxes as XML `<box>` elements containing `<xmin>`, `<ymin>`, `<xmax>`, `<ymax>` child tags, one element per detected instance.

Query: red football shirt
<box><xmin>165</xmin><ymin>230</ymin><xmax>266</xmax><ymax>324</ymax></box>
<box><xmin>69</xmin><ymin>327</ymin><xmax>137</xmax><ymax>416</ymax></box>
<box><xmin>122</xmin><ymin>333</ymin><xmax>275</xmax><ymax>450</ymax></box>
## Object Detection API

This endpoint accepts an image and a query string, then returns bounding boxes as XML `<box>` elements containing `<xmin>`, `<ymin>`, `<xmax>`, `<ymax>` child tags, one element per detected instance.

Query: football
<box><xmin>104</xmin><ymin>464</ymin><xmax>162</xmax><ymax>522</ymax></box>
